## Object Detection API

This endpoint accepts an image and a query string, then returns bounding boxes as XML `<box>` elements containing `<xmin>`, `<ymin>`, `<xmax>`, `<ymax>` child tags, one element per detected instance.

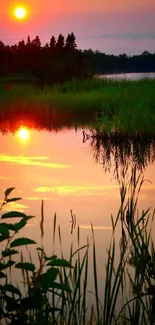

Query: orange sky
<box><xmin>1</xmin><ymin>0</ymin><xmax>155</xmax><ymax>54</ymax></box>
<box><xmin>3</xmin><ymin>0</ymin><xmax>155</xmax><ymax>14</ymax></box>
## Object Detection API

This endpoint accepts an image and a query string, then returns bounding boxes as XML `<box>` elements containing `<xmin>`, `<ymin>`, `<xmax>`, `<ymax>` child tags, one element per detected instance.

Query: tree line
<box><xmin>0</xmin><ymin>33</ymin><xmax>155</xmax><ymax>84</ymax></box>
<box><xmin>84</xmin><ymin>49</ymin><xmax>155</xmax><ymax>74</ymax></box>
<box><xmin>0</xmin><ymin>33</ymin><xmax>92</xmax><ymax>83</ymax></box>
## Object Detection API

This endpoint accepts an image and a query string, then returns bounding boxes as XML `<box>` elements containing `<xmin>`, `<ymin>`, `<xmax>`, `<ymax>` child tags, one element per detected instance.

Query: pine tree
<box><xmin>0</xmin><ymin>41</ymin><xmax>5</xmax><ymax>49</ymax></box>
<box><xmin>65</xmin><ymin>34</ymin><xmax>71</xmax><ymax>49</ymax></box>
<box><xmin>50</xmin><ymin>36</ymin><xmax>56</xmax><ymax>49</ymax></box>
<box><xmin>18</xmin><ymin>40</ymin><xmax>25</xmax><ymax>50</ymax></box>
<box><xmin>65</xmin><ymin>33</ymin><xmax>77</xmax><ymax>50</ymax></box>
<box><xmin>26</xmin><ymin>36</ymin><xmax>31</xmax><ymax>46</ymax></box>
<box><xmin>56</xmin><ymin>34</ymin><xmax>65</xmax><ymax>50</ymax></box>
<box><xmin>32</xmin><ymin>36</ymin><xmax>41</xmax><ymax>48</ymax></box>
<box><xmin>70</xmin><ymin>32</ymin><xmax>77</xmax><ymax>49</ymax></box>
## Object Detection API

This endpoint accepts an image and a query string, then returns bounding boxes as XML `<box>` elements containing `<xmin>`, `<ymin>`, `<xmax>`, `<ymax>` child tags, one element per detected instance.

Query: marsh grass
<box><xmin>0</xmin><ymin>78</ymin><xmax>155</xmax><ymax>135</ymax></box>
<box><xmin>0</xmin><ymin>167</ymin><xmax>155</xmax><ymax>324</ymax></box>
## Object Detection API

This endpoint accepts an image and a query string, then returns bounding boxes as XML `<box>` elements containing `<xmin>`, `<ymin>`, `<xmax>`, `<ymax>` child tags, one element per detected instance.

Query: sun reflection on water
<box><xmin>16</xmin><ymin>126</ymin><xmax>30</xmax><ymax>142</ymax></box>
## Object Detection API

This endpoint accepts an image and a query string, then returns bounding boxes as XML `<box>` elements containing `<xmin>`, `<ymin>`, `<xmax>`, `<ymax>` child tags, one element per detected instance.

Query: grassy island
<box><xmin>0</xmin><ymin>78</ymin><xmax>155</xmax><ymax>135</ymax></box>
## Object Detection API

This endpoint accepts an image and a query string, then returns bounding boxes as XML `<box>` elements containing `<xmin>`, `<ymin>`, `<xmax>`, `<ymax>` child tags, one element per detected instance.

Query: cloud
<box><xmin>25</xmin><ymin>219</ymin><xmax>39</xmax><ymax>227</ymax></box>
<box><xmin>2</xmin><ymin>202</ymin><xmax>29</xmax><ymax>212</ymax></box>
<box><xmin>0</xmin><ymin>175</ymin><xmax>14</xmax><ymax>180</ymax></box>
<box><xmin>90</xmin><ymin>30</ymin><xmax>155</xmax><ymax>41</ymax></box>
<box><xmin>0</xmin><ymin>155</ymin><xmax>72</xmax><ymax>169</ymax></box>
<box><xmin>35</xmin><ymin>185</ymin><xmax>118</xmax><ymax>196</ymax></box>
<box><xmin>26</xmin><ymin>196</ymin><xmax>55</xmax><ymax>201</ymax></box>
<box><xmin>34</xmin><ymin>184</ymin><xmax>155</xmax><ymax>198</ymax></box>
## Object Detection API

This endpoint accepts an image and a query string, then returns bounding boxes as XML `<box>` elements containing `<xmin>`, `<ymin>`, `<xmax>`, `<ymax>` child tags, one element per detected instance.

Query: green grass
<box><xmin>1</xmin><ymin>167</ymin><xmax>155</xmax><ymax>324</ymax></box>
<box><xmin>0</xmin><ymin>78</ymin><xmax>155</xmax><ymax>135</ymax></box>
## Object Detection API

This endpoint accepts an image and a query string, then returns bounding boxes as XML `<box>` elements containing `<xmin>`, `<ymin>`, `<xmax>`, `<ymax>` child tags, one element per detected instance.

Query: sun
<box><xmin>17</xmin><ymin>127</ymin><xmax>29</xmax><ymax>141</ymax></box>
<box><xmin>14</xmin><ymin>6</ymin><xmax>27</xmax><ymax>20</ymax></box>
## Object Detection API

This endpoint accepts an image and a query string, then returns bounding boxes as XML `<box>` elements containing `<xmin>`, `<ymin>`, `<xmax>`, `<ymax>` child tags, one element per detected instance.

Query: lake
<box><xmin>99</xmin><ymin>71</ymin><xmax>155</xmax><ymax>80</ymax></box>
<box><xmin>1</xmin><ymin>72</ymin><xmax>155</xmax><ymax>319</ymax></box>
<box><xmin>0</xmin><ymin>128</ymin><xmax>122</xmax><ymax>249</ymax></box>
<box><xmin>1</xmin><ymin>125</ymin><xmax>155</xmax><ymax>305</ymax></box>
<box><xmin>1</xmin><ymin>127</ymin><xmax>155</xmax><ymax>242</ymax></box>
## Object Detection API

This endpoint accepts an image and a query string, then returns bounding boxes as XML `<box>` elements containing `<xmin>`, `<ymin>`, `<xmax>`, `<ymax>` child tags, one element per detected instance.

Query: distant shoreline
<box><xmin>1</xmin><ymin>71</ymin><xmax>155</xmax><ymax>84</ymax></box>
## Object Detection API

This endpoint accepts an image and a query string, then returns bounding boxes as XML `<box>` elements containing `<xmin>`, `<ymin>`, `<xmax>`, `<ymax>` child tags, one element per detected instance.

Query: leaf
<box><xmin>39</xmin><ymin>268</ymin><xmax>59</xmax><ymax>289</ymax></box>
<box><xmin>10</xmin><ymin>237</ymin><xmax>36</xmax><ymax>247</ymax></box>
<box><xmin>0</xmin><ymin>223</ymin><xmax>16</xmax><ymax>231</ymax></box>
<box><xmin>0</xmin><ymin>271</ymin><xmax>7</xmax><ymax>278</ymax></box>
<box><xmin>1</xmin><ymin>211</ymin><xmax>27</xmax><ymax>219</ymax></box>
<box><xmin>0</xmin><ymin>219</ymin><xmax>31</xmax><ymax>233</ymax></box>
<box><xmin>24</xmin><ymin>216</ymin><xmax>35</xmax><ymax>221</ymax></box>
<box><xmin>50</xmin><ymin>281</ymin><xmax>71</xmax><ymax>292</ymax></box>
<box><xmin>0</xmin><ymin>235</ymin><xmax>10</xmax><ymax>242</ymax></box>
<box><xmin>12</xmin><ymin>219</ymin><xmax>27</xmax><ymax>232</ymax></box>
<box><xmin>2</xmin><ymin>249</ymin><xmax>19</xmax><ymax>257</ymax></box>
<box><xmin>47</xmin><ymin>258</ymin><xmax>72</xmax><ymax>268</ymax></box>
<box><xmin>6</xmin><ymin>198</ymin><xmax>21</xmax><ymax>203</ymax></box>
<box><xmin>5</xmin><ymin>187</ymin><xmax>15</xmax><ymax>197</ymax></box>
<box><xmin>0</xmin><ymin>260</ymin><xmax>15</xmax><ymax>271</ymax></box>
<box><xmin>3</xmin><ymin>284</ymin><xmax>21</xmax><ymax>296</ymax></box>
<box><xmin>15</xmin><ymin>262</ymin><xmax>35</xmax><ymax>272</ymax></box>
<box><xmin>0</xmin><ymin>224</ymin><xmax>9</xmax><ymax>237</ymax></box>
<box><xmin>44</xmin><ymin>255</ymin><xmax>57</xmax><ymax>261</ymax></box>
<box><xmin>5</xmin><ymin>295</ymin><xmax>19</xmax><ymax>312</ymax></box>
<box><xmin>21</xmin><ymin>293</ymin><xmax>43</xmax><ymax>310</ymax></box>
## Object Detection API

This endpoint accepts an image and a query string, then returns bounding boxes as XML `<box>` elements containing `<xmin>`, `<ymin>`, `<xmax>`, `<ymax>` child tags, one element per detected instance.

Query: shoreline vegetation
<box><xmin>0</xmin><ymin>168</ymin><xmax>155</xmax><ymax>324</ymax></box>
<box><xmin>0</xmin><ymin>78</ymin><xmax>155</xmax><ymax>135</ymax></box>
<box><xmin>1</xmin><ymin>34</ymin><xmax>155</xmax><ymax>137</ymax></box>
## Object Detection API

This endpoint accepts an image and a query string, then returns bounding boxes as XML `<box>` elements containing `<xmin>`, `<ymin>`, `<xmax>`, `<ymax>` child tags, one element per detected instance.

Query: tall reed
<box><xmin>0</xmin><ymin>165</ymin><xmax>155</xmax><ymax>324</ymax></box>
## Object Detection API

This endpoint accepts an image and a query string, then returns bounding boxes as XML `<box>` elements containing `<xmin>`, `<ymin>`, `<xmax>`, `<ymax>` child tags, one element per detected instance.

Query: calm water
<box><xmin>0</xmin><ymin>128</ymin><xmax>122</xmax><ymax>243</ymax></box>
<box><xmin>1</xmin><ymin>126</ymin><xmax>155</xmax><ymax>303</ymax></box>
<box><xmin>99</xmin><ymin>71</ymin><xmax>155</xmax><ymax>80</ymax></box>
<box><xmin>1</xmin><ymin>71</ymin><xmax>155</xmax><ymax>306</ymax></box>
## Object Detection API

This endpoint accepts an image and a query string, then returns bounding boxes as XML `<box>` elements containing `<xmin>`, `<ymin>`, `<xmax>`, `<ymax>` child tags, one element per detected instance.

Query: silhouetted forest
<box><xmin>0</xmin><ymin>33</ymin><xmax>155</xmax><ymax>84</ymax></box>
<box><xmin>84</xmin><ymin>49</ymin><xmax>155</xmax><ymax>74</ymax></box>
<box><xmin>0</xmin><ymin>33</ymin><xmax>92</xmax><ymax>84</ymax></box>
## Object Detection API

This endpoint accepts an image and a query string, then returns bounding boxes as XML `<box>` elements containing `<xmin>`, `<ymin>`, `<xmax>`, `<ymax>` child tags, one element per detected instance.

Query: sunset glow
<box><xmin>0</xmin><ymin>0</ymin><xmax>153</xmax><ymax>54</ymax></box>
<box><xmin>14</xmin><ymin>6</ymin><xmax>27</xmax><ymax>20</ymax></box>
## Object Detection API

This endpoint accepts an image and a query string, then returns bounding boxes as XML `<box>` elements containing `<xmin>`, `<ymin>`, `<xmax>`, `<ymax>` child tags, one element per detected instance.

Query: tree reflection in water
<box><xmin>83</xmin><ymin>130</ymin><xmax>155</xmax><ymax>181</ymax></box>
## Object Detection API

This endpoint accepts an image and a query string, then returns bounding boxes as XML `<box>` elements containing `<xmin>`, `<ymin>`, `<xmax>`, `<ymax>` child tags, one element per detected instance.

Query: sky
<box><xmin>1</xmin><ymin>0</ymin><xmax>155</xmax><ymax>55</ymax></box>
